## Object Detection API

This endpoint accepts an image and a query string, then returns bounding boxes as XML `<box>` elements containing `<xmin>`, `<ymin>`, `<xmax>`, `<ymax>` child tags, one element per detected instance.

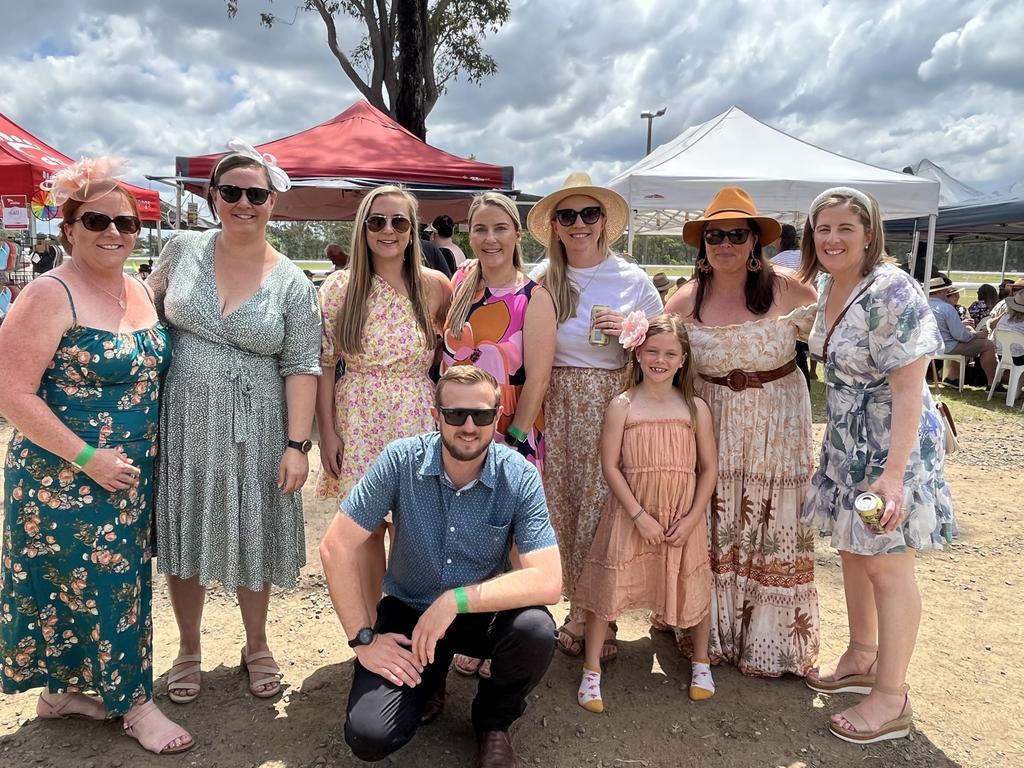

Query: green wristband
<box><xmin>454</xmin><ymin>586</ymin><xmax>469</xmax><ymax>614</ymax></box>
<box><xmin>506</xmin><ymin>425</ymin><xmax>528</xmax><ymax>442</ymax></box>
<box><xmin>72</xmin><ymin>444</ymin><xmax>96</xmax><ymax>469</ymax></box>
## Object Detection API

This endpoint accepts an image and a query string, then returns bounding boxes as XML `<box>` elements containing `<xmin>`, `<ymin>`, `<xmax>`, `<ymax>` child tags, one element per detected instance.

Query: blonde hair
<box><xmin>538</xmin><ymin>200</ymin><xmax>610</xmax><ymax>323</ymax></box>
<box><xmin>337</xmin><ymin>185</ymin><xmax>435</xmax><ymax>355</ymax></box>
<box><xmin>435</xmin><ymin>364</ymin><xmax>501</xmax><ymax>408</ymax></box>
<box><xmin>446</xmin><ymin>193</ymin><xmax>524</xmax><ymax>337</ymax></box>
<box><xmin>798</xmin><ymin>189</ymin><xmax>890</xmax><ymax>282</ymax></box>
<box><xmin>624</xmin><ymin>314</ymin><xmax>700</xmax><ymax>428</ymax></box>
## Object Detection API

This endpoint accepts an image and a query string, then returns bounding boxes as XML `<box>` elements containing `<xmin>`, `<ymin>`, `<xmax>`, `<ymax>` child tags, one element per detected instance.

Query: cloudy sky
<box><xmin>2</xmin><ymin>0</ymin><xmax>1022</xmax><ymax>208</ymax></box>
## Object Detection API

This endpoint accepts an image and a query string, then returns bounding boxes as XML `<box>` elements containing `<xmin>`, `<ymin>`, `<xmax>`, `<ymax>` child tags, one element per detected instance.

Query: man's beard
<box><xmin>440</xmin><ymin>431</ymin><xmax>490</xmax><ymax>462</ymax></box>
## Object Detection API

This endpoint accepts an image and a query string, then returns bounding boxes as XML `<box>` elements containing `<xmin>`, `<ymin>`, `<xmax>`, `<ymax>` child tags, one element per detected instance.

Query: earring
<box><xmin>747</xmin><ymin>254</ymin><xmax>762</xmax><ymax>273</ymax></box>
<box><xmin>697</xmin><ymin>256</ymin><xmax>712</xmax><ymax>274</ymax></box>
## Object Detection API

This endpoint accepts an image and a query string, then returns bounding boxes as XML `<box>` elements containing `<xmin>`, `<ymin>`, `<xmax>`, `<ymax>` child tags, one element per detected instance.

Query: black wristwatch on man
<box><xmin>348</xmin><ymin>627</ymin><xmax>375</xmax><ymax>648</ymax></box>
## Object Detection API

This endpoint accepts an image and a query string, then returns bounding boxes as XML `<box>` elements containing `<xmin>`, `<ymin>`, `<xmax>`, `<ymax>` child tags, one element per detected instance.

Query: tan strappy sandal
<box><xmin>240</xmin><ymin>647</ymin><xmax>283</xmax><ymax>698</ymax></box>
<box><xmin>166</xmin><ymin>653</ymin><xmax>202</xmax><ymax>704</ymax></box>
<box><xmin>829</xmin><ymin>683</ymin><xmax>913</xmax><ymax>744</ymax></box>
<box><xmin>805</xmin><ymin>640</ymin><xmax>877</xmax><ymax>695</ymax></box>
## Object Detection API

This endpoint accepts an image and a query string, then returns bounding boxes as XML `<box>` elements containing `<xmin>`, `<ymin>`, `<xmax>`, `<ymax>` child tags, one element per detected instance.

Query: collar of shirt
<box><xmin>417</xmin><ymin>432</ymin><xmax>498</xmax><ymax>490</ymax></box>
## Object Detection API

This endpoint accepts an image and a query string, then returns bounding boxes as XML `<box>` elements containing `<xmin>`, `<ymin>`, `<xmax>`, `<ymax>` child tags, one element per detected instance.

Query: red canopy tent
<box><xmin>0</xmin><ymin>113</ymin><xmax>161</xmax><ymax>221</ymax></box>
<box><xmin>170</xmin><ymin>100</ymin><xmax>514</xmax><ymax>222</ymax></box>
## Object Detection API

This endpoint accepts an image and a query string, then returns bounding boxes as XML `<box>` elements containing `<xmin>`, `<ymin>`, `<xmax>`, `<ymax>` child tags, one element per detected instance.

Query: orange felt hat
<box><xmin>682</xmin><ymin>186</ymin><xmax>782</xmax><ymax>248</ymax></box>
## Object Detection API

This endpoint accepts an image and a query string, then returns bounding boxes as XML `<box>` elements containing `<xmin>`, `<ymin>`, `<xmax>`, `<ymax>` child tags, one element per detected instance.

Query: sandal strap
<box><xmin>245</xmin><ymin>664</ymin><xmax>282</xmax><ymax>678</ymax></box>
<box><xmin>848</xmin><ymin>641</ymin><xmax>878</xmax><ymax>654</ymax></box>
<box><xmin>873</xmin><ymin>682</ymin><xmax>910</xmax><ymax>696</ymax></box>
<box><xmin>123</xmin><ymin>700</ymin><xmax>191</xmax><ymax>754</ymax></box>
<box><xmin>167</xmin><ymin>657</ymin><xmax>202</xmax><ymax>686</ymax></box>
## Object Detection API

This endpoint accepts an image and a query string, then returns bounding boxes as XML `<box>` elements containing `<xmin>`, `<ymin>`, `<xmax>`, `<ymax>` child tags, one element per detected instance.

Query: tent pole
<box><xmin>909</xmin><ymin>223</ymin><xmax>920</xmax><ymax>276</ymax></box>
<box><xmin>945</xmin><ymin>239</ymin><xmax>952</xmax><ymax>273</ymax></box>
<box><xmin>627</xmin><ymin>203</ymin><xmax>635</xmax><ymax>259</ymax></box>
<box><xmin>1001</xmin><ymin>240</ymin><xmax>1009</xmax><ymax>281</ymax></box>
<box><xmin>156</xmin><ymin>217</ymin><xmax>163</xmax><ymax>258</ymax></box>
<box><xmin>922</xmin><ymin>215</ymin><xmax>937</xmax><ymax>287</ymax></box>
<box><xmin>175</xmin><ymin>183</ymin><xmax>182</xmax><ymax>231</ymax></box>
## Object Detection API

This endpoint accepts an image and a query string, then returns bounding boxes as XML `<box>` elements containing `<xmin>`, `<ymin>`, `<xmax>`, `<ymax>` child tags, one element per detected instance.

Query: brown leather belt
<box><xmin>700</xmin><ymin>359</ymin><xmax>797</xmax><ymax>392</ymax></box>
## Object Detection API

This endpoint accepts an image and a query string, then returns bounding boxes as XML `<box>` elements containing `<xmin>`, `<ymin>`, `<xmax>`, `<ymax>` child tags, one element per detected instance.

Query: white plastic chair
<box><xmin>988</xmin><ymin>328</ymin><xmax>1024</xmax><ymax>407</ymax></box>
<box><xmin>930</xmin><ymin>354</ymin><xmax>966</xmax><ymax>391</ymax></box>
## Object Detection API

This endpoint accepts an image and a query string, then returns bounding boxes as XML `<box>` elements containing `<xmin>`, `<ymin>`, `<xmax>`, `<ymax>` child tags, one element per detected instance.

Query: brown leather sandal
<box><xmin>829</xmin><ymin>683</ymin><xmax>913</xmax><ymax>744</ymax></box>
<box><xmin>805</xmin><ymin>640</ymin><xmax>877</xmax><ymax>695</ymax></box>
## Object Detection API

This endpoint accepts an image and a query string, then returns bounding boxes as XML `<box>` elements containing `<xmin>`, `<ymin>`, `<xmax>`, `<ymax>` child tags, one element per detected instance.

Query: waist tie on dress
<box><xmin>823</xmin><ymin>372</ymin><xmax>890</xmax><ymax>488</ymax></box>
<box><xmin>229</xmin><ymin>367</ymin><xmax>255</xmax><ymax>444</ymax></box>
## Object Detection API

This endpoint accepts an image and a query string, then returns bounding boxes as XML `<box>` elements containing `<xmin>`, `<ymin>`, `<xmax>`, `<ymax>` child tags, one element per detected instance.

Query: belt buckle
<box><xmin>726</xmin><ymin>369</ymin><xmax>749</xmax><ymax>392</ymax></box>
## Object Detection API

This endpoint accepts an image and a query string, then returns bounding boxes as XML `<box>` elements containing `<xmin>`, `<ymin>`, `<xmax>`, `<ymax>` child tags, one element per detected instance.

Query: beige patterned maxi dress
<box><xmin>682</xmin><ymin>305</ymin><xmax>819</xmax><ymax>677</ymax></box>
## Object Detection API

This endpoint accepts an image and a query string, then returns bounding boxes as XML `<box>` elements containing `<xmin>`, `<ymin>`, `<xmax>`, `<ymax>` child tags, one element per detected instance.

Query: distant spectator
<box><xmin>771</xmin><ymin>224</ymin><xmax>801</xmax><ymax>270</ymax></box>
<box><xmin>997</xmin><ymin>278</ymin><xmax>1016</xmax><ymax>302</ymax></box>
<box><xmin>651</xmin><ymin>271</ymin><xmax>671</xmax><ymax>304</ymax></box>
<box><xmin>30</xmin><ymin>236</ymin><xmax>61</xmax><ymax>275</ymax></box>
<box><xmin>991</xmin><ymin>291</ymin><xmax>1024</xmax><ymax>367</ymax></box>
<box><xmin>944</xmin><ymin>284</ymin><xmax>968</xmax><ymax>321</ymax></box>
<box><xmin>138</xmin><ymin>261</ymin><xmax>152</xmax><ymax>280</ymax></box>
<box><xmin>968</xmin><ymin>283</ymin><xmax>998</xmax><ymax>327</ymax></box>
<box><xmin>419</xmin><ymin>224</ymin><xmax>454</xmax><ymax>278</ymax></box>
<box><xmin>303</xmin><ymin>269</ymin><xmax>315</xmax><ymax>283</ymax></box>
<box><xmin>431</xmin><ymin>214</ymin><xmax>467</xmax><ymax>267</ymax></box>
<box><xmin>987</xmin><ymin>277</ymin><xmax>1024</xmax><ymax>330</ymax></box>
<box><xmin>927</xmin><ymin>275</ymin><xmax>997</xmax><ymax>387</ymax></box>
<box><xmin>325</xmin><ymin>242</ymin><xmax>349</xmax><ymax>272</ymax></box>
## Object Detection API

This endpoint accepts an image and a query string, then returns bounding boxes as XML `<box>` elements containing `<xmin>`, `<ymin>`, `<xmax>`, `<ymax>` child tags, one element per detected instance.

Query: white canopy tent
<box><xmin>607</xmin><ymin>106</ymin><xmax>942</xmax><ymax>280</ymax></box>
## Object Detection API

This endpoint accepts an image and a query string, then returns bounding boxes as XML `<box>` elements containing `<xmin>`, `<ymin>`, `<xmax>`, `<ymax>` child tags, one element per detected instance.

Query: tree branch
<box><xmin>309</xmin><ymin>0</ymin><xmax>383</xmax><ymax>109</ymax></box>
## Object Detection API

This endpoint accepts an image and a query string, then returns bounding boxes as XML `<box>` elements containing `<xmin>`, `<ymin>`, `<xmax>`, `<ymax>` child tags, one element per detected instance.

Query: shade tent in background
<box><xmin>904</xmin><ymin>158</ymin><xmax>986</xmax><ymax>207</ymax></box>
<box><xmin>158</xmin><ymin>100</ymin><xmax>514</xmax><ymax>223</ymax></box>
<box><xmin>606</xmin><ymin>105</ymin><xmax>941</xmax><ymax>280</ymax></box>
<box><xmin>0</xmin><ymin>112</ymin><xmax>162</xmax><ymax>226</ymax></box>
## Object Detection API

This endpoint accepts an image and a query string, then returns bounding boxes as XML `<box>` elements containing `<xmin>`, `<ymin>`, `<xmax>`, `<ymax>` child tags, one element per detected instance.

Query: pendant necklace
<box><xmin>73</xmin><ymin>259</ymin><xmax>127</xmax><ymax>309</ymax></box>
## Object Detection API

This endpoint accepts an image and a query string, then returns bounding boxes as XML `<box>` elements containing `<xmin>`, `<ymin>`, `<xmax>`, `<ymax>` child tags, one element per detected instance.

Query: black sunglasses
<box><xmin>73</xmin><ymin>212</ymin><xmax>141</xmax><ymax>234</ymax></box>
<box><xmin>365</xmin><ymin>214</ymin><xmax>412</xmax><ymax>234</ymax></box>
<box><xmin>554</xmin><ymin>206</ymin><xmax>603</xmax><ymax>227</ymax></box>
<box><xmin>217</xmin><ymin>185</ymin><xmax>272</xmax><ymax>205</ymax></box>
<box><xmin>438</xmin><ymin>407</ymin><xmax>498</xmax><ymax>427</ymax></box>
<box><xmin>703</xmin><ymin>228</ymin><xmax>752</xmax><ymax>245</ymax></box>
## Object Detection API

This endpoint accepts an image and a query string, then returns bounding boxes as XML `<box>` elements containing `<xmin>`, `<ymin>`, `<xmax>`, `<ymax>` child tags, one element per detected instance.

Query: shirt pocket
<box><xmin>458</xmin><ymin>519</ymin><xmax>511</xmax><ymax>574</ymax></box>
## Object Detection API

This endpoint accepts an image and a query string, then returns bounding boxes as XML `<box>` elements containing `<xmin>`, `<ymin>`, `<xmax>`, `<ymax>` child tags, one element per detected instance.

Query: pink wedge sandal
<box><xmin>122</xmin><ymin>699</ymin><xmax>194</xmax><ymax>755</ymax></box>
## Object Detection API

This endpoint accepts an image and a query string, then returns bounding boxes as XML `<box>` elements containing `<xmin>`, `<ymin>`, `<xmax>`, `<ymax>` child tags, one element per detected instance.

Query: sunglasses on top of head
<box><xmin>364</xmin><ymin>214</ymin><xmax>412</xmax><ymax>234</ymax></box>
<box><xmin>554</xmin><ymin>206</ymin><xmax>603</xmax><ymax>227</ymax></box>
<box><xmin>72</xmin><ymin>212</ymin><xmax>142</xmax><ymax>234</ymax></box>
<box><xmin>438</xmin><ymin>407</ymin><xmax>498</xmax><ymax>427</ymax></box>
<box><xmin>703</xmin><ymin>228</ymin><xmax>752</xmax><ymax>245</ymax></box>
<box><xmin>217</xmin><ymin>185</ymin><xmax>272</xmax><ymax>205</ymax></box>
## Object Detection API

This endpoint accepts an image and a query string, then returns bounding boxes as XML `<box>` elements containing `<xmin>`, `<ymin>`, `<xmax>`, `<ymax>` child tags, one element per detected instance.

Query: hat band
<box><xmin>705</xmin><ymin>207</ymin><xmax>759</xmax><ymax>218</ymax></box>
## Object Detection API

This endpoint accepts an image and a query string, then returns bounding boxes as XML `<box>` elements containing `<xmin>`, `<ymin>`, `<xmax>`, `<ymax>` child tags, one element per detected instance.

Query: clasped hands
<box><xmin>634</xmin><ymin>507</ymin><xmax>699</xmax><ymax>547</ymax></box>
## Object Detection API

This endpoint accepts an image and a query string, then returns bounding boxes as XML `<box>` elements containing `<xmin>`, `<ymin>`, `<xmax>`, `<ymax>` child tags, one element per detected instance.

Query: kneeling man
<box><xmin>320</xmin><ymin>365</ymin><xmax>561</xmax><ymax>767</ymax></box>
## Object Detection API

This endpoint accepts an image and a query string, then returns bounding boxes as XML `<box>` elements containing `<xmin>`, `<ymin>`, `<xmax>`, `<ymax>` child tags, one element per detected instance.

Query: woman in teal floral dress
<box><xmin>0</xmin><ymin>162</ymin><xmax>192</xmax><ymax>754</ymax></box>
<box><xmin>798</xmin><ymin>187</ymin><xmax>953</xmax><ymax>746</ymax></box>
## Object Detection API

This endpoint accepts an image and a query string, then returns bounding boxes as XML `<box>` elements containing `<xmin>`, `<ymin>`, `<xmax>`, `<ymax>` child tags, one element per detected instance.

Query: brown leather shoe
<box><xmin>419</xmin><ymin>684</ymin><xmax>446</xmax><ymax>725</ymax></box>
<box><xmin>474</xmin><ymin>730</ymin><xmax>517</xmax><ymax>767</ymax></box>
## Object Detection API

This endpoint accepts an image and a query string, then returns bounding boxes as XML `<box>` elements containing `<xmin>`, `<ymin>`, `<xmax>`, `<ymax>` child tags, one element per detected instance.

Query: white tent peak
<box><xmin>904</xmin><ymin>159</ymin><xmax>985</xmax><ymax>206</ymax></box>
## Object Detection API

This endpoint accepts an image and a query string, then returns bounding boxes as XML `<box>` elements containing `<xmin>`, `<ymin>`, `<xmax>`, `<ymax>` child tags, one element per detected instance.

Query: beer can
<box><xmin>589</xmin><ymin>304</ymin><xmax>610</xmax><ymax>346</ymax></box>
<box><xmin>854</xmin><ymin>492</ymin><xmax>886</xmax><ymax>534</ymax></box>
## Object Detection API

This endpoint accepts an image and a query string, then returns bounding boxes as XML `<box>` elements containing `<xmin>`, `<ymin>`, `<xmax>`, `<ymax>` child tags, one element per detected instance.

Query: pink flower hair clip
<box><xmin>41</xmin><ymin>156</ymin><xmax>129</xmax><ymax>205</ymax></box>
<box><xmin>619</xmin><ymin>310</ymin><xmax>649</xmax><ymax>351</ymax></box>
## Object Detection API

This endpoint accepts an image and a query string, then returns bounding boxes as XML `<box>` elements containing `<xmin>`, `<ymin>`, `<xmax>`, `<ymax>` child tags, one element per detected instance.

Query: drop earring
<box><xmin>747</xmin><ymin>254</ymin><xmax>762</xmax><ymax>272</ymax></box>
<box><xmin>697</xmin><ymin>256</ymin><xmax>712</xmax><ymax>274</ymax></box>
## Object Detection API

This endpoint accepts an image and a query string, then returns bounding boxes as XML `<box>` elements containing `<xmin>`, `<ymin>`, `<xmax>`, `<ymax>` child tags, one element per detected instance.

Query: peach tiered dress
<box><xmin>574</xmin><ymin>419</ymin><xmax>711</xmax><ymax>628</ymax></box>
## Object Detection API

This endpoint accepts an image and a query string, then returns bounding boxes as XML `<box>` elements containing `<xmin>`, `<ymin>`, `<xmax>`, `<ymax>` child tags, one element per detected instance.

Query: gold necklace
<box><xmin>72</xmin><ymin>259</ymin><xmax>126</xmax><ymax>309</ymax></box>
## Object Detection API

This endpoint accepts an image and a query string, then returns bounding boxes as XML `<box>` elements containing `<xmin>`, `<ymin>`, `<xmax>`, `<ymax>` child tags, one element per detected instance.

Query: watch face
<box><xmin>357</xmin><ymin>628</ymin><xmax>374</xmax><ymax>646</ymax></box>
<box><xmin>300</xmin><ymin>440</ymin><xmax>313</xmax><ymax>453</ymax></box>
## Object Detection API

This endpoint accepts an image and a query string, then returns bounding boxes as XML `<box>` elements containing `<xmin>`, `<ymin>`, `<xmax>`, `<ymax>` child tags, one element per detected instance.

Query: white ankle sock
<box><xmin>577</xmin><ymin>667</ymin><xmax>604</xmax><ymax>713</ymax></box>
<box><xmin>689</xmin><ymin>660</ymin><xmax>715</xmax><ymax>701</ymax></box>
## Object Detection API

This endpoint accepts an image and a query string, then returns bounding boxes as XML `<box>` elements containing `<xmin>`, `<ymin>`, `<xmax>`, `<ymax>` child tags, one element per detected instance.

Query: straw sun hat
<box><xmin>527</xmin><ymin>172</ymin><xmax>629</xmax><ymax>245</ymax></box>
<box><xmin>928</xmin><ymin>275</ymin><xmax>953</xmax><ymax>294</ymax></box>
<box><xmin>1005</xmin><ymin>291</ymin><xmax>1024</xmax><ymax>314</ymax></box>
<box><xmin>682</xmin><ymin>187</ymin><xmax>782</xmax><ymax>249</ymax></box>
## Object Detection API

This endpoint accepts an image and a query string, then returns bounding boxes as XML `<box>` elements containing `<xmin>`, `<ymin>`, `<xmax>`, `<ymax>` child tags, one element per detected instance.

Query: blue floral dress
<box><xmin>1</xmin><ymin>277</ymin><xmax>170</xmax><ymax>714</ymax></box>
<box><xmin>803</xmin><ymin>264</ymin><xmax>954</xmax><ymax>554</ymax></box>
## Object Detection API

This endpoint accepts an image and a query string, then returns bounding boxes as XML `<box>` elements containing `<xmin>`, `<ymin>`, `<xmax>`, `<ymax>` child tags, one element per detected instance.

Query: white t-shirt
<box><xmin>444</xmin><ymin>242</ymin><xmax>468</xmax><ymax>266</ymax></box>
<box><xmin>772</xmin><ymin>249</ymin><xmax>802</xmax><ymax>270</ymax></box>
<box><xmin>530</xmin><ymin>254</ymin><xmax>664</xmax><ymax>369</ymax></box>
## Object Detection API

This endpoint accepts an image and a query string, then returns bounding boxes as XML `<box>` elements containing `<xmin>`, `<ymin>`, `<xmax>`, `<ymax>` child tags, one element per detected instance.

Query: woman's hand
<box><xmin>870</xmin><ymin>471</ymin><xmax>906</xmax><ymax>532</ymax></box>
<box><xmin>633</xmin><ymin>510</ymin><xmax>666</xmax><ymax>546</ymax></box>
<box><xmin>596</xmin><ymin>309</ymin><xmax>625</xmax><ymax>337</ymax></box>
<box><xmin>319</xmin><ymin>429</ymin><xmax>345</xmax><ymax>479</ymax></box>
<box><xmin>278</xmin><ymin>448</ymin><xmax>309</xmax><ymax>494</ymax></box>
<box><xmin>83</xmin><ymin>447</ymin><xmax>141</xmax><ymax>492</ymax></box>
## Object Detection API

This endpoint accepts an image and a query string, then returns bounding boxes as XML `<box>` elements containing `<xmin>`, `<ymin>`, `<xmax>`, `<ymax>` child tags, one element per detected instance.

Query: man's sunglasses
<box><xmin>72</xmin><ymin>212</ymin><xmax>141</xmax><ymax>234</ymax></box>
<box><xmin>365</xmin><ymin>214</ymin><xmax>412</xmax><ymax>234</ymax></box>
<box><xmin>703</xmin><ymin>228</ymin><xmax>752</xmax><ymax>245</ymax></box>
<box><xmin>217</xmin><ymin>185</ymin><xmax>272</xmax><ymax>205</ymax></box>
<box><xmin>438</xmin><ymin>407</ymin><xmax>498</xmax><ymax>427</ymax></box>
<box><xmin>554</xmin><ymin>206</ymin><xmax>603</xmax><ymax>227</ymax></box>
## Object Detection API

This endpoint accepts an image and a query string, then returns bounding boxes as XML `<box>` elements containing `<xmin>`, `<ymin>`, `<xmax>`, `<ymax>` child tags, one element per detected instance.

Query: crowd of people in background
<box><xmin>0</xmin><ymin>140</ymin><xmax>1011</xmax><ymax>765</ymax></box>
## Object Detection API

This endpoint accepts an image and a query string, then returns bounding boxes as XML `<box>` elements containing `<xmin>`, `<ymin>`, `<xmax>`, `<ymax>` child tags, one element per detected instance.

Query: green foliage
<box><xmin>264</xmin><ymin>220</ymin><xmax>355</xmax><ymax>261</ymax></box>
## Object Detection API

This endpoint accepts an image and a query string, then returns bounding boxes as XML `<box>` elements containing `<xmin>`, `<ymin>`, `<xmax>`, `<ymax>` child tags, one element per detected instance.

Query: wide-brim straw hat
<box><xmin>1006</xmin><ymin>291</ymin><xmax>1024</xmax><ymax>313</ymax></box>
<box><xmin>928</xmin><ymin>275</ymin><xmax>953</xmax><ymax>294</ymax></box>
<box><xmin>682</xmin><ymin>186</ymin><xmax>782</xmax><ymax>249</ymax></box>
<box><xmin>527</xmin><ymin>172</ymin><xmax>629</xmax><ymax>245</ymax></box>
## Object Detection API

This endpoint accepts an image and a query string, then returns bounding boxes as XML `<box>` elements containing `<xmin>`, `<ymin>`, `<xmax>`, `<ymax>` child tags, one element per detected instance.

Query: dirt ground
<box><xmin>0</xmin><ymin>391</ymin><xmax>1021</xmax><ymax>768</ymax></box>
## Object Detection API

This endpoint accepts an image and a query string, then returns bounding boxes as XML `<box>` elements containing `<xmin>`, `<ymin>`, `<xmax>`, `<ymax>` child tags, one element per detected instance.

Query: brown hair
<box><xmin>624</xmin><ymin>313</ymin><xmax>701</xmax><ymax>428</ymax></box>
<box><xmin>59</xmin><ymin>185</ymin><xmax>140</xmax><ymax>254</ymax></box>
<box><xmin>798</xmin><ymin>190</ymin><xmax>890</xmax><ymax>282</ymax></box>
<box><xmin>691</xmin><ymin>219</ymin><xmax>778</xmax><ymax>323</ymax></box>
<box><xmin>204</xmin><ymin>154</ymin><xmax>273</xmax><ymax>223</ymax></box>
<box><xmin>435</xmin><ymin>364</ymin><xmax>501</xmax><ymax>408</ymax></box>
<box><xmin>336</xmin><ymin>185</ymin><xmax>435</xmax><ymax>356</ymax></box>
<box><xmin>539</xmin><ymin>201</ymin><xmax>610</xmax><ymax>323</ymax></box>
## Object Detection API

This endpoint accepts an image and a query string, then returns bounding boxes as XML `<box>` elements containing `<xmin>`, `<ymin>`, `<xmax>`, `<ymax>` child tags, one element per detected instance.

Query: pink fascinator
<box><xmin>619</xmin><ymin>310</ymin><xmax>649</xmax><ymax>351</ymax></box>
<box><xmin>41</xmin><ymin>156</ymin><xmax>129</xmax><ymax>206</ymax></box>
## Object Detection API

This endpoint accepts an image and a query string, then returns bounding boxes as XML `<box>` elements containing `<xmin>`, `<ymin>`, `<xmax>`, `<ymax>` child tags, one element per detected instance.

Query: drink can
<box><xmin>589</xmin><ymin>304</ymin><xmax>610</xmax><ymax>346</ymax></box>
<box><xmin>854</xmin><ymin>492</ymin><xmax>886</xmax><ymax>534</ymax></box>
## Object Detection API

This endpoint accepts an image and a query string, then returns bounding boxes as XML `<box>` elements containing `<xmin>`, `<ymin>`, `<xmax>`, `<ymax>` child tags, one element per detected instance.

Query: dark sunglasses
<box><xmin>703</xmin><ymin>228</ymin><xmax>752</xmax><ymax>245</ymax></box>
<box><xmin>554</xmin><ymin>206</ymin><xmax>603</xmax><ymax>227</ymax></box>
<box><xmin>217</xmin><ymin>185</ymin><xmax>272</xmax><ymax>205</ymax></box>
<box><xmin>365</xmin><ymin>214</ymin><xmax>412</xmax><ymax>234</ymax></box>
<box><xmin>73</xmin><ymin>212</ymin><xmax>141</xmax><ymax>234</ymax></box>
<box><xmin>438</xmin><ymin>407</ymin><xmax>498</xmax><ymax>427</ymax></box>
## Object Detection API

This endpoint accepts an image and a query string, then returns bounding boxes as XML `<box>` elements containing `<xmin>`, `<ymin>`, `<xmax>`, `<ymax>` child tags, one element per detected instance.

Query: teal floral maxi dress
<box><xmin>803</xmin><ymin>264</ymin><xmax>955</xmax><ymax>554</ymax></box>
<box><xmin>1</xmin><ymin>277</ymin><xmax>170</xmax><ymax>714</ymax></box>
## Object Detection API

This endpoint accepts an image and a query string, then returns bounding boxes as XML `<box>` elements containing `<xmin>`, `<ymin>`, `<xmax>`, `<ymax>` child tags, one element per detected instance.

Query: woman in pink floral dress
<box><xmin>316</xmin><ymin>185</ymin><xmax>451</xmax><ymax>621</ymax></box>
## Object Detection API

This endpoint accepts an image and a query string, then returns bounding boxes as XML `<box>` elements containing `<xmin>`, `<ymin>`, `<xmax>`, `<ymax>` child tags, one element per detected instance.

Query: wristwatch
<box><xmin>348</xmin><ymin>627</ymin><xmax>375</xmax><ymax>648</ymax></box>
<box><xmin>287</xmin><ymin>439</ymin><xmax>313</xmax><ymax>454</ymax></box>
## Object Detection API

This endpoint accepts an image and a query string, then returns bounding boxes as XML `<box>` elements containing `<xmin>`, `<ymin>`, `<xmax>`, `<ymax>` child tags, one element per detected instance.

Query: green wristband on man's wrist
<box><xmin>72</xmin><ymin>444</ymin><xmax>95</xmax><ymax>469</ymax></box>
<box><xmin>454</xmin><ymin>586</ymin><xmax>469</xmax><ymax>614</ymax></box>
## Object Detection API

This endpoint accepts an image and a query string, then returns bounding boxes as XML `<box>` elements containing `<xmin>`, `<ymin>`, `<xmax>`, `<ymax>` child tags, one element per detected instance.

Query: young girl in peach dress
<box><xmin>573</xmin><ymin>313</ymin><xmax>719</xmax><ymax>713</ymax></box>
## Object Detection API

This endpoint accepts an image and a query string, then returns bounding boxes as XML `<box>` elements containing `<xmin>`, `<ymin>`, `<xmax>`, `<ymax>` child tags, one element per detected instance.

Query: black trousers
<box><xmin>344</xmin><ymin>596</ymin><xmax>556</xmax><ymax>762</ymax></box>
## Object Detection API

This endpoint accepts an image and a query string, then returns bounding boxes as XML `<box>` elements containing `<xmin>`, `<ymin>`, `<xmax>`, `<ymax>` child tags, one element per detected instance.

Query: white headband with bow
<box><xmin>220</xmin><ymin>137</ymin><xmax>291</xmax><ymax>192</ymax></box>
<box><xmin>808</xmin><ymin>186</ymin><xmax>874</xmax><ymax>224</ymax></box>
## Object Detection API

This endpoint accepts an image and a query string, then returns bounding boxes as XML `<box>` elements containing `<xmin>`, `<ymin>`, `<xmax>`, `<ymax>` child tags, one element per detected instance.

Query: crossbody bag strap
<box><xmin>822</xmin><ymin>281</ymin><xmax>873</xmax><ymax>360</ymax></box>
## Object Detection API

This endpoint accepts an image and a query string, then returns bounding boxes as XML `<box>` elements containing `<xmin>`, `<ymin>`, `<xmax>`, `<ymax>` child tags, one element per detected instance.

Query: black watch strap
<box><xmin>348</xmin><ymin>627</ymin><xmax>375</xmax><ymax>648</ymax></box>
<box><xmin>287</xmin><ymin>439</ymin><xmax>313</xmax><ymax>454</ymax></box>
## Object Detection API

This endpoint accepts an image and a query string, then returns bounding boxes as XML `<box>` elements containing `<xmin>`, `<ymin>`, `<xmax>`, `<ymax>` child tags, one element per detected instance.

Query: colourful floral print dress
<box><xmin>803</xmin><ymin>264</ymin><xmax>955</xmax><ymax>554</ymax></box>
<box><xmin>1</xmin><ymin>278</ymin><xmax>170</xmax><ymax>715</ymax></box>
<box><xmin>316</xmin><ymin>270</ymin><xmax>435</xmax><ymax>500</ymax></box>
<box><xmin>441</xmin><ymin>272</ymin><xmax>545</xmax><ymax>471</ymax></box>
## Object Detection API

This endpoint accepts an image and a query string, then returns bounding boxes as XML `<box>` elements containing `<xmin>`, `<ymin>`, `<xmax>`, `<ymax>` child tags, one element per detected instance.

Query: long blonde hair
<box><xmin>624</xmin><ymin>314</ymin><xmax>700</xmax><ymax>428</ymax></box>
<box><xmin>539</xmin><ymin>204</ymin><xmax>610</xmax><ymax>323</ymax></box>
<box><xmin>446</xmin><ymin>192</ymin><xmax>524</xmax><ymax>337</ymax></box>
<box><xmin>337</xmin><ymin>185</ymin><xmax>435</xmax><ymax>355</ymax></box>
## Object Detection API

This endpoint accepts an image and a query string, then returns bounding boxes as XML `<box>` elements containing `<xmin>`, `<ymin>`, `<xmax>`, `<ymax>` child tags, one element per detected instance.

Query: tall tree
<box><xmin>226</xmin><ymin>0</ymin><xmax>510</xmax><ymax>139</ymax></box>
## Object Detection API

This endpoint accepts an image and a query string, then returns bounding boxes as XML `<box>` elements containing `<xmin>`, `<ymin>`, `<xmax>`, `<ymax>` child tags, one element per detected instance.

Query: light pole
<box><xmin>640</xmin><ymin>107</ymin><xmax>667</xmax><ymax>155</ymax></box>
